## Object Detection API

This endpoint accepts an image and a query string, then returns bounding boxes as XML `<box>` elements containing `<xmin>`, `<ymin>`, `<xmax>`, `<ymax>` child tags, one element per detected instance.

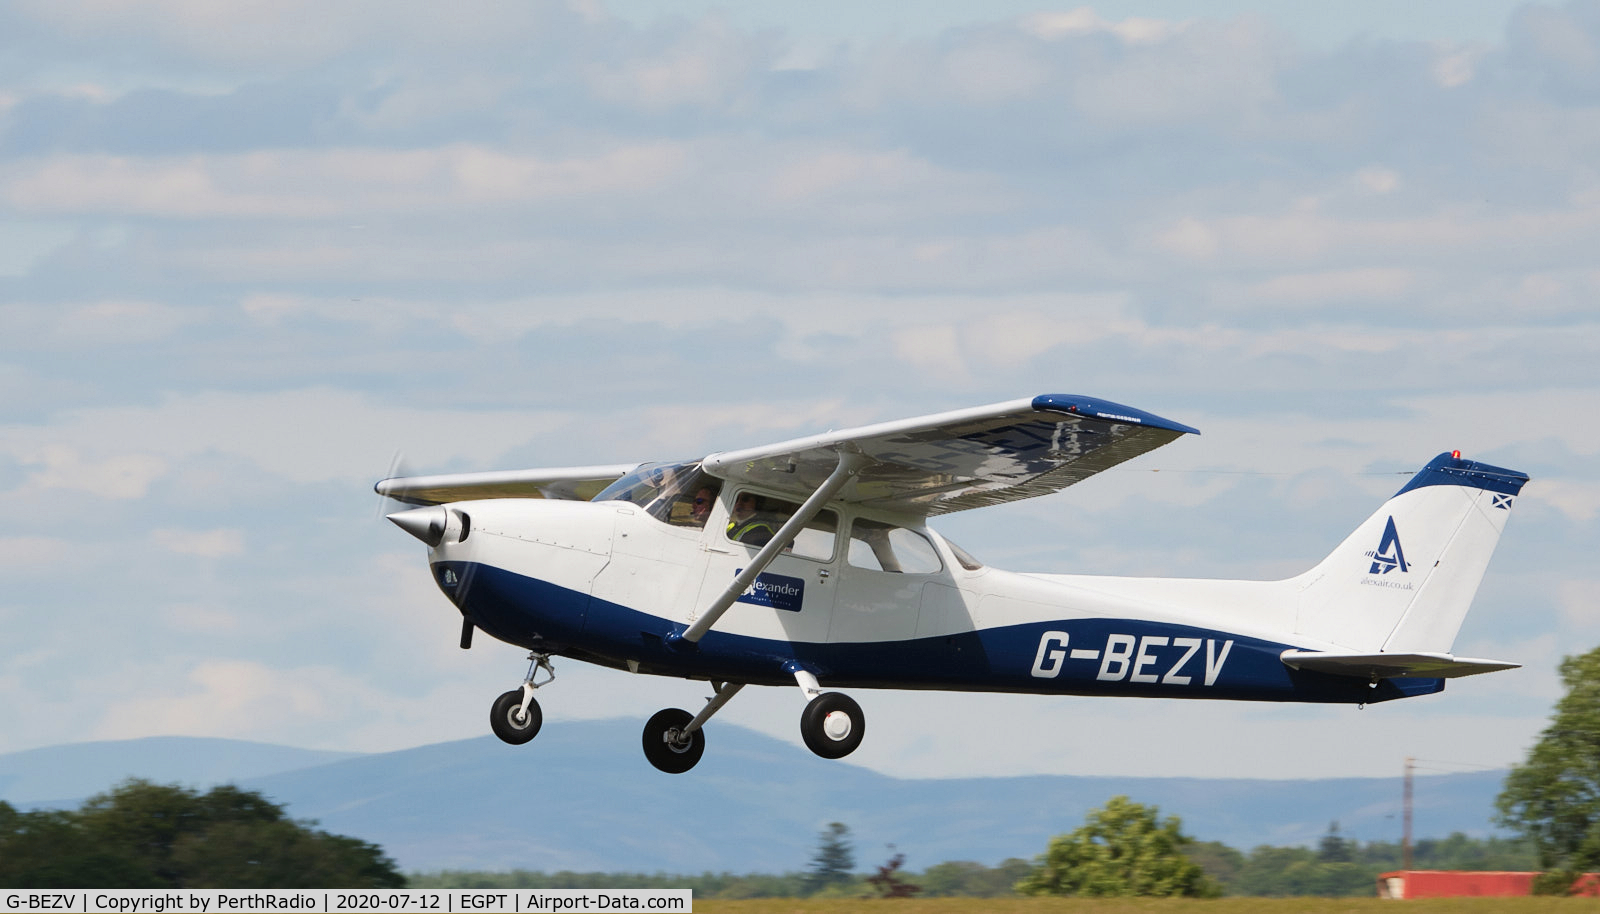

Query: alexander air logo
<box><xmin>734</xmin><ymin>570</ymin><xmax>805</xmax><ymax>612</ymax></box>
<box><xmin>1365</xmin><ymin>516</ymin><xmax>1409</xmax><ymax>575</ymax></box>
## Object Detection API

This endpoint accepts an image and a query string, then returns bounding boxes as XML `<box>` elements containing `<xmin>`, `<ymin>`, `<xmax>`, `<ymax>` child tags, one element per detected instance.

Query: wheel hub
<box><xmin>823</xmin><ymin>710</ymin><xmax>852</xmax><ymax>741</ymax></box>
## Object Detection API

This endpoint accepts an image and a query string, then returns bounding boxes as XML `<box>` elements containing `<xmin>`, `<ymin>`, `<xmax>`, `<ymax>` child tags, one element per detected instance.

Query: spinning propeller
<box><xmin>377</xmin><ymin>451</ymin><xmax>477</xmax><ymax>650</ymax></box>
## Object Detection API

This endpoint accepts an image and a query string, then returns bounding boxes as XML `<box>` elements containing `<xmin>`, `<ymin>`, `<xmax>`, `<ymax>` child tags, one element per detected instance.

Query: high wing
<box><xmin>375</xmin><ymin>463</ymin><xmax>637</xmax><ymax>506</ymax></box>
<box><xmin>701</xmin><ymin>394</ymin><xmax>1198</xmax><ymax>516</ymax></box>
<box><xmin>1280</xmin><ymin>650</ymin><xmax>1521</xmax><ymax>680</ymax></box>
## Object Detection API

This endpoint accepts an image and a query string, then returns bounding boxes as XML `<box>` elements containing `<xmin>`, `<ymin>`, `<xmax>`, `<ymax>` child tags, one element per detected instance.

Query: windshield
<box><xmin>941</xmin><ymin>536</ymin><xmax>985</xmax><ymax>571</ymax></box>
<box><xmin>592</xmin><ymin>461</ymin><xmax>721</xmax><ymax>528</ymax></box>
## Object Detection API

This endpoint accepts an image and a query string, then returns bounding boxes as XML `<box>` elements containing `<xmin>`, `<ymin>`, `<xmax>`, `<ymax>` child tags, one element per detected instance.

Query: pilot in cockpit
<box><xmin>689</xmin><ymin>484</ymin><xmax>717</xmax><ymax>527</ymax></box>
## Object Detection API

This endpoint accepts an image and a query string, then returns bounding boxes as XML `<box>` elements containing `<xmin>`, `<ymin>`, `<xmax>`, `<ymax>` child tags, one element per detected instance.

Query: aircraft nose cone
<box><xmin>388</xmin><ymin>506</ymin><xmax>449</xmax><ymax>547</ymax></box>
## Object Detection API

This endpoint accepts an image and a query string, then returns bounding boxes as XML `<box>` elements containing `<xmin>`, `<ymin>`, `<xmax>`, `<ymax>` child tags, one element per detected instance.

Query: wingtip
<box><xmin>1031</xmin><ymin>394</ymin><xmax>1200</xmax><ymax>436</ymax></box>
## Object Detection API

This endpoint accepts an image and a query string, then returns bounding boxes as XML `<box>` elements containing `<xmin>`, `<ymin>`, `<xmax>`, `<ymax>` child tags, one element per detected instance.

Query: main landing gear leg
<box><xmin>792</xmin><ymin>668</ymin><xmax>865</xmax><ymax>759</ymax></box>
<box><xmin>489</xmin><ymin>653</ymin><xmax>555</xmax><ymax>746</ymax></box>
<box><xmin>642</xmin><ymin>681</ymin><xmax>744</xmax><ymax>774</ymax></box>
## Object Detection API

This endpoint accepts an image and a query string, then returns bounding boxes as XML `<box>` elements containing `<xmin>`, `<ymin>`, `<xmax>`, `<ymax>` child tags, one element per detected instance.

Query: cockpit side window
<box><xmin>592</xmin><ymin>461</ymin><xmax>721</xmax><ymax>529</ymax></box>
<box><xmin>725</xmin><ymin>490</ymin><xmax>836</xmax><ymax>561</ymax></box>
<box><xmin>846</xmin><ymin>518</ymin><xmax>943</xmax><ymax>574</ymax></box>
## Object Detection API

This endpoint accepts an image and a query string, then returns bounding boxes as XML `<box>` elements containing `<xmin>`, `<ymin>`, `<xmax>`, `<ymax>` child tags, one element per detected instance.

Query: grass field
<box><xmin>694</xmin><ymin>899</ymin><xmax>1598</xmax><ymax>914</ymax></box>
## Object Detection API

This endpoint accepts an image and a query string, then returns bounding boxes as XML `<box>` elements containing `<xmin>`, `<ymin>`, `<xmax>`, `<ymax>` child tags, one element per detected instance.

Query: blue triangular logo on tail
<box><xmin>1365</xmin><ymin>516</ymin><xmax>1409</xmax><ymax>574</ymax></box>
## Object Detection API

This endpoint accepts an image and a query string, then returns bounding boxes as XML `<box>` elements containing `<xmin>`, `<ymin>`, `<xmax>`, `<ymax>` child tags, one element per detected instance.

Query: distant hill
<box><xmin>0</xmin><ymin>736</ymin><xmax>362</xmax><ymax>804</ymax></box>
<box><xmin>1</xmin><ymin>721</ymin><xmax>1507</xmax><ymax>874</ymax></box>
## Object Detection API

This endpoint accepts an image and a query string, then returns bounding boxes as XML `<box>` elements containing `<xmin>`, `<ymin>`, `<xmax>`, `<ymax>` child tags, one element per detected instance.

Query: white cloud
<box><xmin>1243</xmin><ymin>267</ymin><xmax>1416</xmax><ymax>305</ymax></box>
<box><xmin>4</xmin><ymin>300</ymin><xmax>200</xmax><ymax>346</ymax></box>
<box><xmin>0</xmin><ymin>390</ymin><xmax>580</xmax><ymax>487</ymax></box>
<box><xmin>91</xmin><ymin>659</ymin><xmax>389</xmax><ymax>742</ymax></box>
<box><xmin>9</xmin><ymin>0</ymin><xmax>579</xmax><ymax>72</ymax></box>
<box><xmin>159</xmin><ymin>602</ymin><xmax>245</xmax><ymax>634</ymax></box>
<box><xmin>1067</xmin><ymin>18</ymin><xmax>1282</xmax><ymax>126</ymax></box>
<box><xmin>936</xmin><ymin>37</ymin><xmax>1053</xmax><ymax>103</ymax></box>
<box><xmin>1529</xmin><ymin>479</ymin><xmax>1600</xmax><ymax>523</ymax></box>
<box><xmin>1</xmin><ymin>146</ymin><xmax>690</xmax><ymax>219</ymax></box>
<box><xmin>1353</xmin><ymin>166</ymin><xmax>1402</xmax><ymax>195</ymax></box>
<box><xmin>1022</xmin><ymin>8</ymin><xmax>1187</xmax><ymax>45</ymax></box>
<box><xmin>1431</xmin><ymin>44</ymin><xmax>1485</xmax><ymax>88</ymax></box>
<box><xmin>152</xmin><ymin>528</ymin><xmax>245</xmax><ymax>557</ymax></box>
<box><xmin>0</xmin><ymin>536</ymin><xmax>73</xmax><ymax>568</ymax></box>
<box><xmin>892</xmin><ymin>324</ymin><xmax>970</xmax><ymax>383</ymax></box>
<box><xmin>17</xmin><ymin>445</ymin><xmax>168</xmax><ymax>499</ymax></box>
<box><xmin>582</xmin><ymin>15</ymin><xmax>767</xmax><ymax>111</ymax></box>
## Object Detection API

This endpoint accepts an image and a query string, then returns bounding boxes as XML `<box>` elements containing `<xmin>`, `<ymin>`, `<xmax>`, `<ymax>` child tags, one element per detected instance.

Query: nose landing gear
<box><xmin>489</xmin><ymin>652</ymin><xmax>555</xmax><ymax>746</ymax></box>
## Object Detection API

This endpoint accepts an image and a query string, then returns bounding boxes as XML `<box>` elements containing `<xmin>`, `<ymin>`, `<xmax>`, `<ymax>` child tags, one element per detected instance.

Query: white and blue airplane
<box><xmin>378</xmin><ymin>395</ymin><xmax>1528</xmax><ymax>773</ymax></box>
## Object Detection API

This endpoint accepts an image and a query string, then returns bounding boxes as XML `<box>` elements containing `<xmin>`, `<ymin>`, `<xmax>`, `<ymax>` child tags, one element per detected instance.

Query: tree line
<box><xmin>408</xmin><ymin>818</ymin><xmax>1538</xmax><ymax>899</ymax></box>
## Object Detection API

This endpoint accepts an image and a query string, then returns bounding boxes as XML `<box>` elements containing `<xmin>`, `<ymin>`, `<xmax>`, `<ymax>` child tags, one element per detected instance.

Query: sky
<box><xmin>2</xmin><ymin>0</ymin><xmax>1598</xmax><ymax>803</ymax></box>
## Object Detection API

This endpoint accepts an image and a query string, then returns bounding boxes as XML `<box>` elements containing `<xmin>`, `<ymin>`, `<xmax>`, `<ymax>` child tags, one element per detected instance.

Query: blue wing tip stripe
<box><xmin>1395</xmin><ymin>452</ymin><xmax>1530</xmax><ymax>498</ymax></box>
<box><xmin>1031</xmin><ymin>394</ymin><xmax>1201</xmax><ymax>436</ymax></box>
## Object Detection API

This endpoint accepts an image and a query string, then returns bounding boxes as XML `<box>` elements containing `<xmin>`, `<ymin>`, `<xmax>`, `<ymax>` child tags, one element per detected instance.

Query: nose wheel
<box><xmin>490</xmin><ymin>688</ymin><xmax>542</xmax><ymax>744</ymax></box>
<box><xmin>490</xmin><ymin>652</ymin><xmax>555</xmax><ymax>746</ymax></box>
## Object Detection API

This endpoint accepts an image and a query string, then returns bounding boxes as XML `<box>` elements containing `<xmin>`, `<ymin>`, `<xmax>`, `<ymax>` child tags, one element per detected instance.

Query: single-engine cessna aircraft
<box><xmin>378</xmin><ymin>394</ymin><xmax>1528</xmax><ymax>773</ymax></box>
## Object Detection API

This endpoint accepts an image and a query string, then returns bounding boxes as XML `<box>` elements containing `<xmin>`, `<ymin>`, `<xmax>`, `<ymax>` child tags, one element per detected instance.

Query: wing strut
<box><xmin>672</xmin><ymin>449</ymin><xmax>869</xmax><ymax>646</ymax></box>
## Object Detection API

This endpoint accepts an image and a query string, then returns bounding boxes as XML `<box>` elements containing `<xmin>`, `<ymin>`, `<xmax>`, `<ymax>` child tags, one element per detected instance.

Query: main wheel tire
<box><xmin>490</xmin><ymin>689</ymin><xmax>542</xmax><ymax>745</ymax></box>
<box><xmin>801</xmin><ymin>692</ymin><xmax>864</xmax><ymax>759</ymax></box>
<box><xmin>641</xmin><ymin>708</ymin><xmax>704</xmax><ymax>774</ymax></box>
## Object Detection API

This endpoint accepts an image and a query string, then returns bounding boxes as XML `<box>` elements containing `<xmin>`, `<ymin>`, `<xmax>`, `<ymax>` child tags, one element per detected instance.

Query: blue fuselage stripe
<box><xmin>435</xmin><ymin>561</ymin><xmax>1440</xmax><ymax>705</ymax></box>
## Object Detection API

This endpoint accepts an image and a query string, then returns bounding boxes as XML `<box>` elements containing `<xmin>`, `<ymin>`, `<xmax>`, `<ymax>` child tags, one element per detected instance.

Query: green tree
<box><xmin>1186</xmin><ymin>840</ymin><xmax>1244</xmax><ymax>893</ymax></box>
<box><xmin>1497</xmin><ymin>644</ymin><xmax>1600</xmax><ymax>894</ymax></box>
<box><xmin>1016</xmin><ymin>795</ymin><xmax>1219</xmax><ymax>897</ymax></box>
<box><xmin>1318</xmin><ymin>821</ymin><xmax>1353</xmax><ymax>863</ymax></box>
<box><xmin>803</xmin><ymin>822</ymin><xmax>855</xmax><ymax>895</ymax></box>
<box><xmin>0</xmin><ymin>801</ymin><xmax>156</xmax><ymax>889</ymax></box>
<box><xmin>918</xmin><ymin>859</ymin><xmax>1032</xmax><ymax>897</ymax></box>
<box><xmin>0</xmin><ymin>780</ymin><xmax>404</xmax><ymax>889</ymax></box>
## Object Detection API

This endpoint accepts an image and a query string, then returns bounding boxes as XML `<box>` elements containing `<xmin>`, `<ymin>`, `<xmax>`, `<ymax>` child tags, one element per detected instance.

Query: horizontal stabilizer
<box><xmin>1279</xmin><ymin>650</ymin><xmax>1520</xmax><ymax>681</ymax></box>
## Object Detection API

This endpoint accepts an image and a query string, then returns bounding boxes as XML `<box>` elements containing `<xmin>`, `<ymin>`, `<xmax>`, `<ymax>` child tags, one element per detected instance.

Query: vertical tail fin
<box><xmin>1290</xmin><ymin>453</ymin><xmax>1528</xmax><ymax>653</ymax></box>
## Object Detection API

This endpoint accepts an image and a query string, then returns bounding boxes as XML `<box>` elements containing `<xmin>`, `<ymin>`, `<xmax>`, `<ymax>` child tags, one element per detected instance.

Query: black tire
<box><xmin>801</xmin><ymin>692</ymin><xmax>864</xmax><ymax>759</ymax></box>
<box><xmin>490</xmin><ymin>689</ymin><xmax>542</xmax><ymax>745</ymax></box>
<box><xmin>641</xmin><ymin>708</ymin><xmax>704</xmax><ymax>774</ymax></box>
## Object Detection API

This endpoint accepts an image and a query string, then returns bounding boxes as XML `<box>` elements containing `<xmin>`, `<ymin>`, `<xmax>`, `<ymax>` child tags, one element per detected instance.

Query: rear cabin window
<box><xmin>846</xmin><ymin>519</ymin><xmax>943</xmax><ymax>574</ymax></box>
<box><xmin>724</xmin><ymin>491</ymin><xmax>836</xmax><ymax>562</ymax></box>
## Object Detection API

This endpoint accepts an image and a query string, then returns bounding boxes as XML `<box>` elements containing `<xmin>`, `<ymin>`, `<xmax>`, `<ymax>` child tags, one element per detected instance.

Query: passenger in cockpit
<box><xmin>727</xmin><ymin>492</ymin><xmax>776</xmax><ymax>546</ymax></box>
